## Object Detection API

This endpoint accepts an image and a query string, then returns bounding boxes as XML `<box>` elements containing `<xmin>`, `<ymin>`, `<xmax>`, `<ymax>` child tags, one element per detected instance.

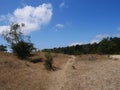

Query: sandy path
<box><xmin>62</xmin><ymin>55</ymin><xmax>120</xmax><ymax>90</ymax></box>
<box><xmin>0</xmin><ymin>55</ymin><xmax>76</xmax><ymax>90</ymax></box>
<box><xmin>1</xmin><ymin>55</ymin><xmax>120</xmax><ymax>90</ymax></box>
<box><xmin>40</xmin><ymin>55</ymin><xmax>120</xmax><ymax>90</ymax></box>
<box><xmin>45</xmin><ymin>55</ymin><xmax>76</xmax><ymax>90</ymax></box>
<box><xmin>64</xmin><ymin>55</ymin><xmax>76</xmax><ymax>70</ymax></box>
<box><xmin>110</xmin><ymin>55</ymin><xmax>120</xmax><ymax>60</ymax></box>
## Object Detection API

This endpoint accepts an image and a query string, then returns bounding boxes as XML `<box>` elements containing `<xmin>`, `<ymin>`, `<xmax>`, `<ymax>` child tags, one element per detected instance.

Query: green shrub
<box><xmin>0</xmin><ymin>45</ymin><xmax>7</xmax><ymax>52</ymax></box>
<box><xmin>44</xmin><ymin>53</ymin><xmax>54</xmax><ymax>70</ymax></box>
<box><xmin>12</xmin><ymin>41</ymin><xmax>34</xmax><ymax>59</ymax></box>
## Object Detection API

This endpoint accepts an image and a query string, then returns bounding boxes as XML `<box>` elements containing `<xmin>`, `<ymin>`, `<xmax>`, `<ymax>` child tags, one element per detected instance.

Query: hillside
<box><xmin>0</xmin><ymin>52</ymin><xmax>120</xmax><ymax>90</ymax></box>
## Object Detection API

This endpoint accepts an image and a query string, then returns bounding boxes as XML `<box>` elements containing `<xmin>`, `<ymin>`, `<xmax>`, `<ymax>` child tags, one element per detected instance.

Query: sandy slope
<box><xmin>0</xmin><ymin>53</ymin><xmax>120</xmax><ymax>90</ymax></box>
<box><xmin>38</xmin><ymin>55</ymin><xmax>120</xmax><ymax>90</ymax></box>
<box><xmin>62</xmin><ymin>55</ymin><xmax>120</xmax><ymax>90</ymax></box>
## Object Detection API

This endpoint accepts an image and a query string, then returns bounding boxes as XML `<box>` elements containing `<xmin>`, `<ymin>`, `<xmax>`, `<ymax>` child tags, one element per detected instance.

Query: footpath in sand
<box><xmin>46</xmin><ymin>55</ymin><xmax>120</xmax><ymax>90</ymax></box>
<box><xmin>43</xmin><ymin>55</ymin><xmax>76</xmax><ymax>90</ymax></box>
<box><xmin>0</xmin><ymin>54</ymin><xmax>120</xmax><ymax>90</ymax></box>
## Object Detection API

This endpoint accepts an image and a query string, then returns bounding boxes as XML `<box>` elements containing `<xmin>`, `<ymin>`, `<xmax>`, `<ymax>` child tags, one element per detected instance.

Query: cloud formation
<box><xmin>0</xmin><ymin>26</ymin><xmax>10</xmax><ymax>34</ymax></box>
<box><xmin>70</xmin><ymin>42</ymin><xmax>88</xmax><ymax>46</ymax></box>
<box><xmin>59</xmin><ymin>2</ymin><xmax>65</xmax><ymax>8</ymax></box>
<box><xmin>55</xmin><ymin>24</ymin><xmax>64</xmax><ymax>29</ymax></box>
<box><xmin>0</xmin><ymin>3</ymin><xmax>53</xmax><ymax>34</ymax></box>
<box><xmin>70</xmin><ymin>34</ymin><xmax>112</xmax><ymax>46</ymax></box>
<box><xmin>91</xmin><ymin>34</ymin><xmax>110</xmax><ymax>43</ymax></box>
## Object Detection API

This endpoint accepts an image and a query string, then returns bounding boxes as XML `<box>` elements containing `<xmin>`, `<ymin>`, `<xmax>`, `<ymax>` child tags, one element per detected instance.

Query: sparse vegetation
<box><xmin>0</xmin><ymin>51</ymin><xmax>120</xmax><ymax>90</ymax></box>
<box><xmin>88</xmin><ymin>56</ymin><xmax>97</xmax><ymax>61</ymax></box>
<box><xmin>44</xmin><ymin>53</ymin><xmax>54</xmax><ymax>71</ymax></box>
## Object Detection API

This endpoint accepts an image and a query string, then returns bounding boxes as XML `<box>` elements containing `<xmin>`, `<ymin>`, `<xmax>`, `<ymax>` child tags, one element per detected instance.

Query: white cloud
<box><xmin>70</xmin><ymin>34</ymin><xmax>120</xmax><ymax>46</ymax></box>
<box><xmin>69</xmin><ymin>34</ymin><xmax>108</xmax><ymax>46</ymax></box>
<box><xmin>0</xmin><ymin>26</ymin><xmax>10</xmax><ymax>34</ymax></box>
<box><xmin>70</xmin><ymin>42</ymin><xmax>82</xmax><ymax>46</ymax></box>
<box><xmin>95</xmin><ymin>34</ymin><xmax>110</xmax><ymax>39</ymax></box>
<box><xmin>0</xmin><ymin>3</ymin><xmax>53</xmax><ymax>34</ymax></box>
<box><xmin>91</xmin><ymin>34</ymin><xmax>120</xmax><ymax>43</ymax></box>
<box><xmin>70</xmin><ymin>42</ymin><xmax>88</xmax><ymax>46</ymax></box>
<box><xmin>91</xmin><ymin>34</ymin><xmax>110</xmax><ymax>43</ymax></box>
<box><xmin>55</xmin><ymin>24</ymin><xmax>64</xmax><ymax>29</ymax></box>
<box><xmin>70</xmin><ymin>34</ymin><xmax>110</xmax><ymax>46</ymax></box>
<box><xmin>59</xmin><ymin>2</ymin><xmax>65</xmax><ymax>8</ymax></box>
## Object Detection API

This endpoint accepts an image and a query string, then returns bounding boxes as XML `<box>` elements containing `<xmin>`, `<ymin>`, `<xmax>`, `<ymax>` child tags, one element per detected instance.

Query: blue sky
<box><xmin>0</xmin><ymin>0</ymin><xmax>120</xmax><ymax>50</ymax></box>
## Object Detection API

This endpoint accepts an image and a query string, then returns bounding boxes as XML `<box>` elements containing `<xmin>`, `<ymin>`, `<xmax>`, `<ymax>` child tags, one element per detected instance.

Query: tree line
<box><xmin>42</xmin><ymin>37</ymin><xmax>120</xmax><ymax>55</ymax></box>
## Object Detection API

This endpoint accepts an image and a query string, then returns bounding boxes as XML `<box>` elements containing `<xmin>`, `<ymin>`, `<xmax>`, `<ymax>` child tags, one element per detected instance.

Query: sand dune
<box><xmin>0</xmin><ymin>53</ymin><xmax>120</xmax><ymax>90</ymax></box>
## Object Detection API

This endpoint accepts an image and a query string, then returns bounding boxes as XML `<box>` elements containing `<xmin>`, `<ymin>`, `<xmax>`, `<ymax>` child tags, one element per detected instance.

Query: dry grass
<box><xmin>0</xmin><ymin>52</ymin><xmax>70</xmax><ymax>90</ymax></box>
<box><xmin>0</xmin><ymin>52</ymin><xmax>120</xmax><ymax>90</ymax></box>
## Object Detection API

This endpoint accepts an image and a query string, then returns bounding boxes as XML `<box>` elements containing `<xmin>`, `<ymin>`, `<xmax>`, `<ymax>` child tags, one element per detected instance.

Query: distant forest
<box><xmin>42</xmin><ymin>37</ymin><xmax>120</xmax><ymax>55</ymax></box>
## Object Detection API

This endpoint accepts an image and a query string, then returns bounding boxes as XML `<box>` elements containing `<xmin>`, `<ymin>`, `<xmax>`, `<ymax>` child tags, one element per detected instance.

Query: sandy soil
<box><xmin>0</xmin><ymin>53</ymin><xmax>120</xmax><ymax>90</ymax></box>
<box><xmin>62</xmin><ymin>55</ymin><xmax>120</xmax><ymax>90</ymax></box>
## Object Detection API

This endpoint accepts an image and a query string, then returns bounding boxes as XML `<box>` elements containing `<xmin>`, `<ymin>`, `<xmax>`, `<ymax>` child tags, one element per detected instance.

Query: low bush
<box><xmin>44</xmin><ymin>53</ymin><xmax>54</xmax><ymax>71</ymax></box>
<box><xmin>12</xmin><ymin>41</ymin><xmax>34</xmax><ymax>59</ymax></box>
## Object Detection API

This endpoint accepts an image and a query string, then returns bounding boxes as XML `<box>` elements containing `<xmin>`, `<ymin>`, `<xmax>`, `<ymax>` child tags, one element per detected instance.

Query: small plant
<box><xmin>44</xmin><ymin>53</ymin><xmax>54</xmax><ymax>71</ymax></box>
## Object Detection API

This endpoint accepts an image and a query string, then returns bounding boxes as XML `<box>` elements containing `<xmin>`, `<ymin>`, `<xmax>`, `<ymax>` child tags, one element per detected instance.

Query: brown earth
<box><xmin>0</xmin><ymin>52</ymin><xmax>120</xmax><ymax>90</ymax></box>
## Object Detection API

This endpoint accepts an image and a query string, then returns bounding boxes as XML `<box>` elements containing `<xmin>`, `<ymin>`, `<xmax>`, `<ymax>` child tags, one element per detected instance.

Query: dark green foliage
<box><xmin>98</xmin><ymin>38</ymin><xmax>117</xmax><ymax>54</ymax></box>
<box><xmin>12</xmin><ymin>41</ymin><xmax>34</xmax><ymax>59</ymax></box>
<box><xmin>0</xmin><ymin>45</ymin><xmax>7</xmax><ymax>52</ymax></box>
<box><xmin>42</xmin><ymin>37</ymin><xmax>120</xmax><ymax>55</ymax></box>
<box><xmin>44</xmin><ymin>53</ymin><xmax>54</xmax><ymax>70</ymax></box>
